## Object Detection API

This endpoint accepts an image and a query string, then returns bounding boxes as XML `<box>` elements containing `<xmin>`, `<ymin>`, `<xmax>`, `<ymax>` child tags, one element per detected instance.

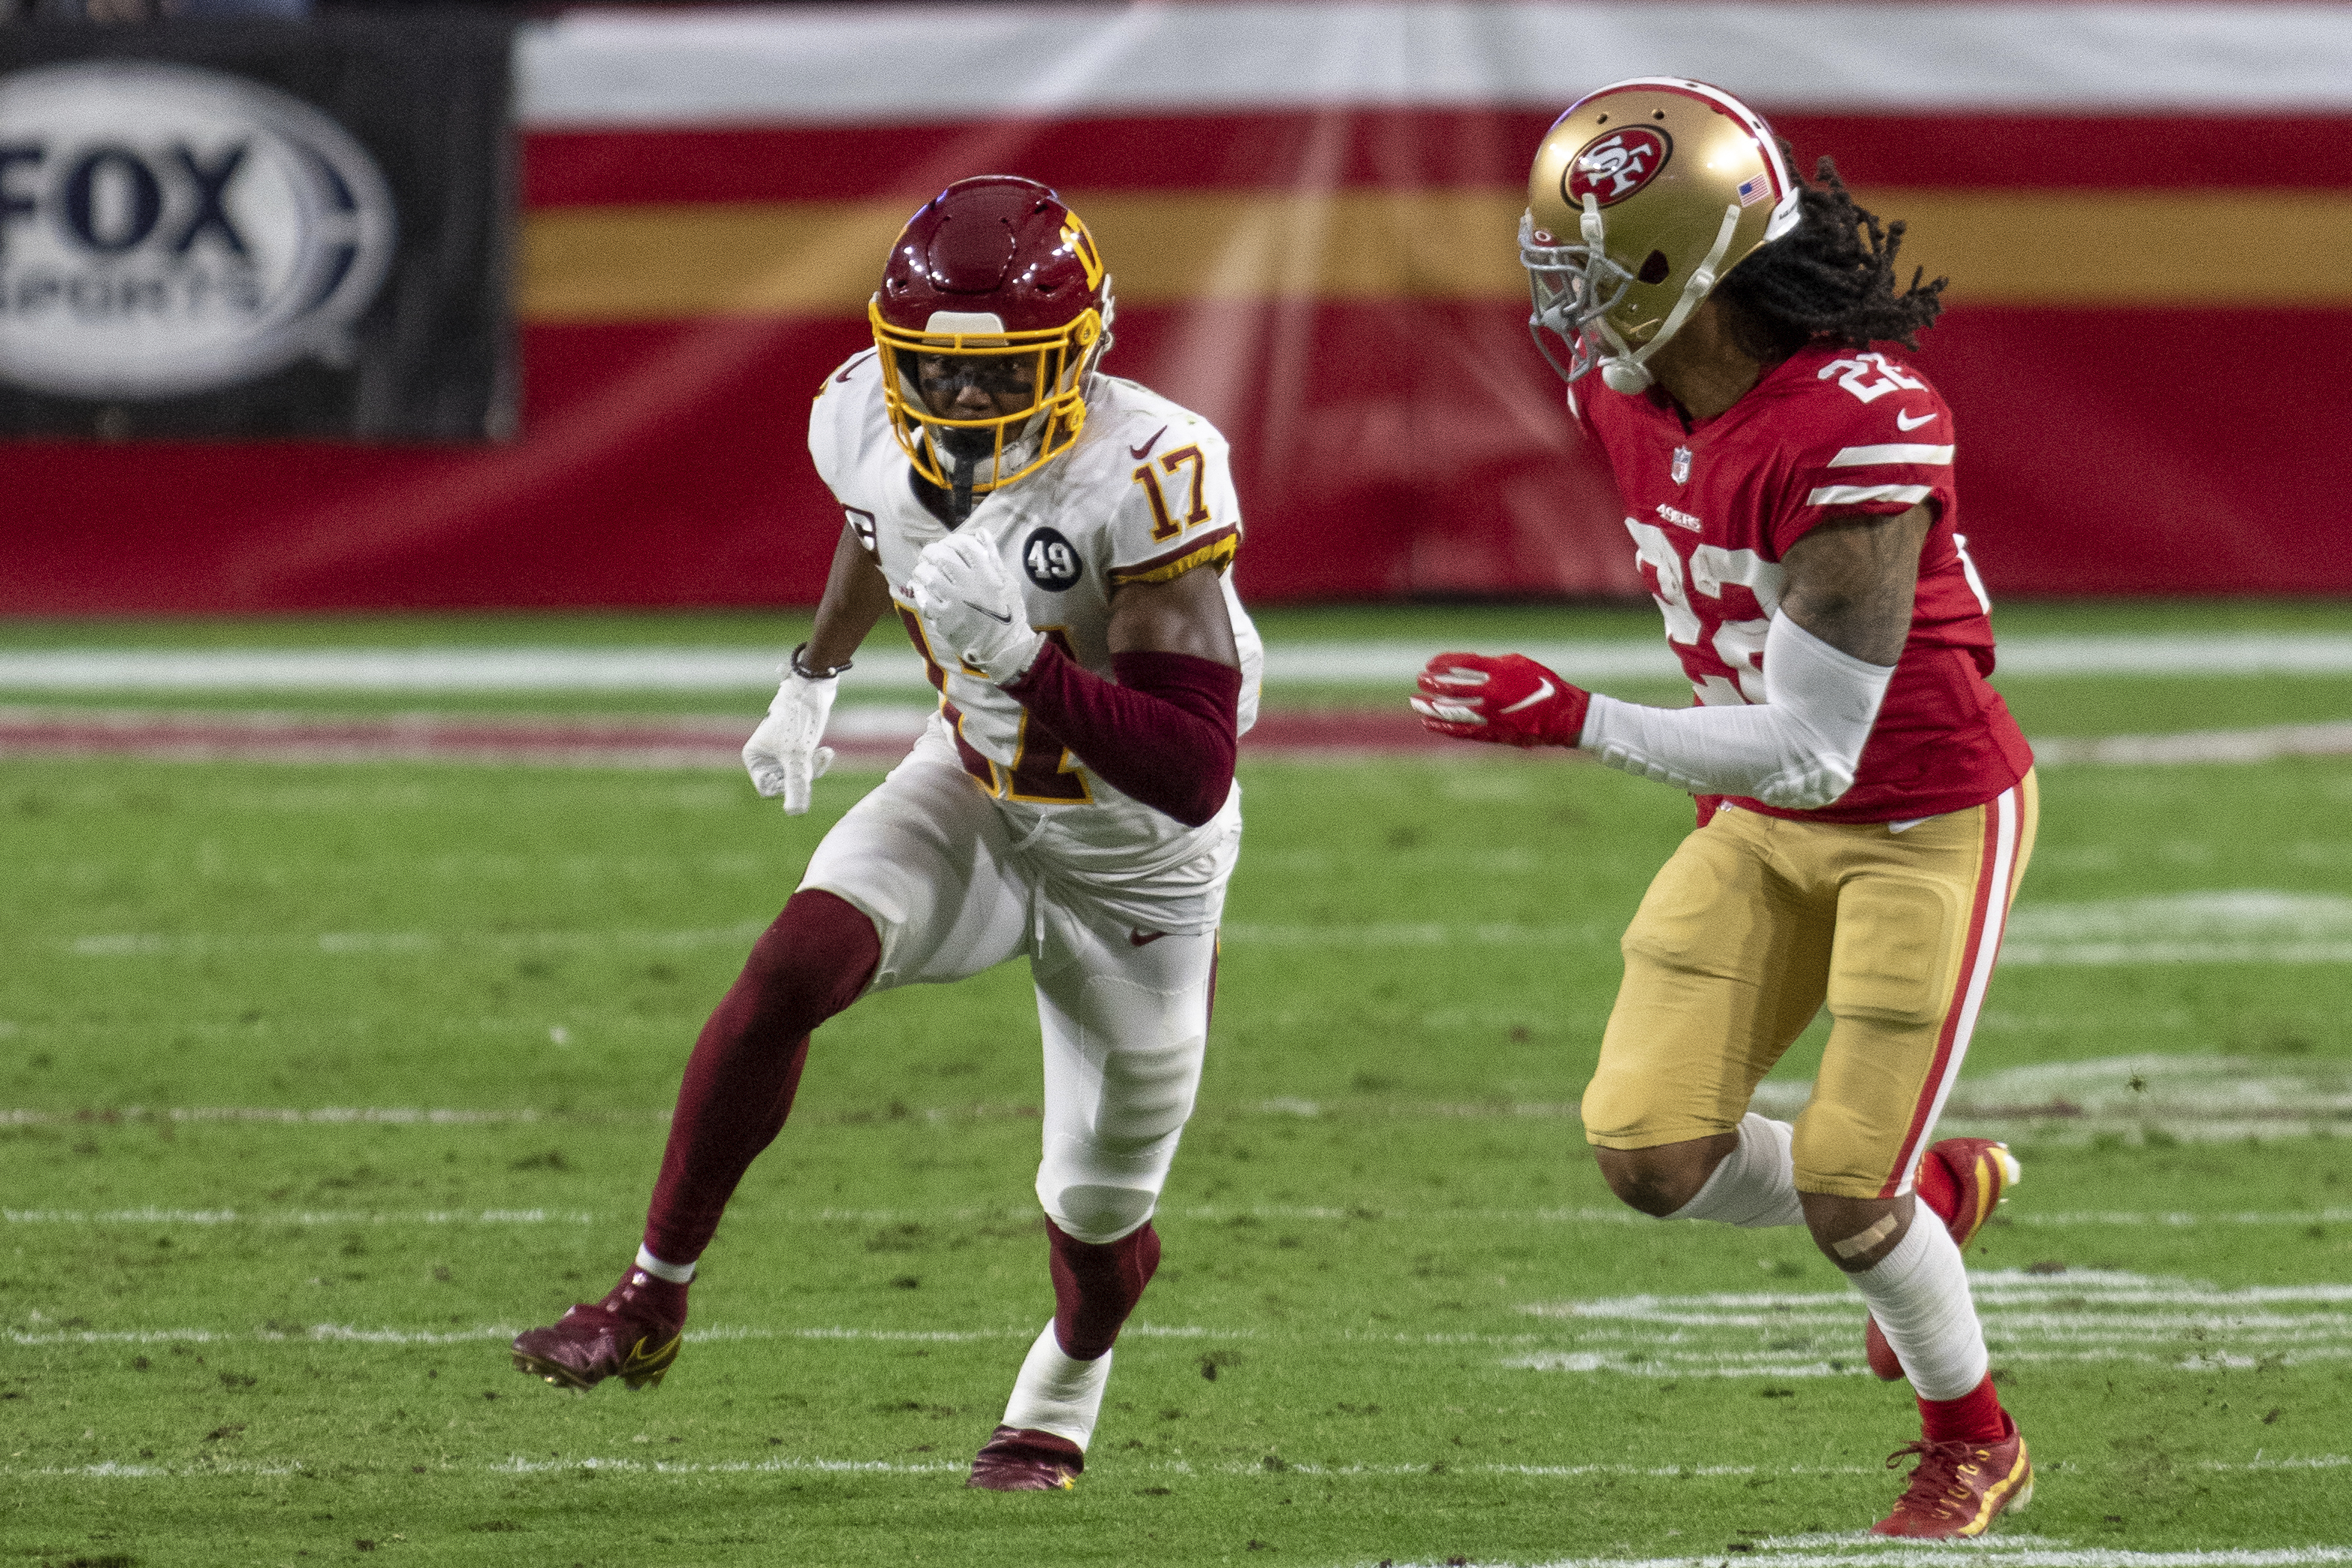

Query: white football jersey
<box><xmin>809</xmin><ymin>350</ymin><xmax>1264</xmax><ymax>910</ymax></box>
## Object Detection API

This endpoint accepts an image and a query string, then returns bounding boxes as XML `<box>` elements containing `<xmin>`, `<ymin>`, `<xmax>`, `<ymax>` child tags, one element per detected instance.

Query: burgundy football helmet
<box><xmin>869</xmin><ymin>177</ymin><xmax>1112</xmax><ymax>510</ymax></box>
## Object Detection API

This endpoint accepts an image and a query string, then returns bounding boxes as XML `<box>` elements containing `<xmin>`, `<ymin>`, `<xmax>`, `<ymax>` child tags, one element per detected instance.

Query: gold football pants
<box><xmin>1581</xmin><ymin>774</ymin><xmax>2036</xmax><ymax>1199</ymax></box>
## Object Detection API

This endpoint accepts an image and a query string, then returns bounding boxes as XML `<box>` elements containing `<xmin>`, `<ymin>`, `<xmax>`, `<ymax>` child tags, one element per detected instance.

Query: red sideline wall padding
<box><xmin>7</xmin><ymin>4</ymin><xmax>2352</xmax><ymax>613</ymax></box>
<box><xmin>13</xmin><ymin>299</ymin><xmax>2345</xmax><ymax>612</ymax></box>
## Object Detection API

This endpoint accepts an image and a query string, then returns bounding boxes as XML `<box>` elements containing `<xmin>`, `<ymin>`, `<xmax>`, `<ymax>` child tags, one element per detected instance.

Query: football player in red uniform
<box><xmin>509</xmin><ymin>178</ymin><xmax>1264</xmax><ymax>1492</ymax></box>
<box><xmin>1414</xmin><ymin>80</ymin><xmax>2036</xmax><ymax>1538</ymax></box>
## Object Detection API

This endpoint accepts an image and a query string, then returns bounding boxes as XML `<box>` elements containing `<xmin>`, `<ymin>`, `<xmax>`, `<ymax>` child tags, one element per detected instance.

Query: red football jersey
<box><xmin>1569</xmin><ymin>341</ymin><xmax>2033</xmax><ymax>823</ymax></box>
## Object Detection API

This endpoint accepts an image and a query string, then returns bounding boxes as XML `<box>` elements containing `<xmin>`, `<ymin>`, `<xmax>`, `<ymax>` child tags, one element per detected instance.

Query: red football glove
<box><xmin>1411</xmin><ymin>652</ymin><xmax>1592</xmax><ymax>748</ymax></box>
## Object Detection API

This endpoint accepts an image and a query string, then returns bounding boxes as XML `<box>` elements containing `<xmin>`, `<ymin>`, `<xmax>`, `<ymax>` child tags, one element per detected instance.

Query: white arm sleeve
<box><xmin>1579</xmin><ymin>613</ymin><xmax>1895</xmax><ymax>809</ymax></box>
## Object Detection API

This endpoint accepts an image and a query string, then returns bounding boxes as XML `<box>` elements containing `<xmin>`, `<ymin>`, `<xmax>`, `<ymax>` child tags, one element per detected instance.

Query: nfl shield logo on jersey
<box><xmin>1670</xmin><ymin>446</ymin><xmax>1692</xmax><ymax>485</ymax></box>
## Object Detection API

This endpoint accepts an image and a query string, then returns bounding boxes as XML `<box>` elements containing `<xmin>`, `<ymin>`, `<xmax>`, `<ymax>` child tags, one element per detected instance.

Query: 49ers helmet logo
<box><xmin>1566</xmin><ymin>127</ymin><xmax>1671</xmax><ymax>207</ymax></box>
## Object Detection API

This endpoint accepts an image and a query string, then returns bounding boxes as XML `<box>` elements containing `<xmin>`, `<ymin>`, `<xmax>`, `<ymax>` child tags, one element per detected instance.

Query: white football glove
<box><xmin>742</xmin><ymin>664</ymin><xmax>836</xmax><ymax>815</ymax></box>
<box><xmin>907</xmin><ymin>531</ymin><xmax>1044</xmax><ymax>685</ymax></box>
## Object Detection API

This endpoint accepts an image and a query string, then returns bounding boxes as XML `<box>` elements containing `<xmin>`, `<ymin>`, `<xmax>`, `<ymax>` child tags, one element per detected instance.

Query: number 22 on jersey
<box><xmin>1627</xmin><ymin>513</ymin><xmax>1994</xmax><ymax>706</ymax></box>
<box><xmin>1626</xmin><ymin>520</ymin><xmax>1785</xmax><ymax>705</ymax></box>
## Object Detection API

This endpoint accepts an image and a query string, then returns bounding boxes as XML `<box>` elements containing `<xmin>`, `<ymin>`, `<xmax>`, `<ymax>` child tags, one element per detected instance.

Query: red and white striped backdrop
<box><xmin>8</xmin><ymin>2</ymin><xmax>2350</xmax><ymax>613</ymax></box>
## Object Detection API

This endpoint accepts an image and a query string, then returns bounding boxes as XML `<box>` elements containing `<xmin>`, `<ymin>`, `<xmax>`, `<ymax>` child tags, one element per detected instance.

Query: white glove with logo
<box><xmin>742</xmin><ymin>661</ymin><xmax>837</xmax><ymax>815</ymax></box>
<box><xmin>907</xmin><ymin>531</ymin><xmax>1044</xmax><ymax>685</ymax></box>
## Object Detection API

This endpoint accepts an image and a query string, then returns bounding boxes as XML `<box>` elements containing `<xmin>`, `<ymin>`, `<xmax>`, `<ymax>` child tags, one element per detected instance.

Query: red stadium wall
<box><xmin>4</xmin><ymin>4</ymin><xmax>2350</xmax><ymax>613</ymax></box>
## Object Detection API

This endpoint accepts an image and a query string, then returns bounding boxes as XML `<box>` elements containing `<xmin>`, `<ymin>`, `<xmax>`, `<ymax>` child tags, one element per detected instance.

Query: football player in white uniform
<box><xmin>512</xmin><ymin>177</ymin><xmax>1264</xmax><ymax>1492</ymax></box>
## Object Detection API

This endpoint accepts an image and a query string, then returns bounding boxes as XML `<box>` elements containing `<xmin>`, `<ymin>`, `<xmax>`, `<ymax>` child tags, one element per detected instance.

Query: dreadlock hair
<box><xmin>1713</xmin><ymin>153</ymin><xmax>1946</xmax><ymax>366</ymax></box>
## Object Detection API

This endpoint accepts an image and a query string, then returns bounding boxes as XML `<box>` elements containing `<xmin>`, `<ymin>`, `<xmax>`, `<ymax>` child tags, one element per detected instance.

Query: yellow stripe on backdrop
<box><xmin>521</xmin><ymin>190</ymin><xmax>2352</xmax><ymax>321</ymax></box>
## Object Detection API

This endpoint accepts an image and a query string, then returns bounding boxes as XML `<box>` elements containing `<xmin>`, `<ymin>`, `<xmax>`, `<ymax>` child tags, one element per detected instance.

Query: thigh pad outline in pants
<box><xmin>798</xmin><ymin>744</ymin><xmax>1033</xmax><ymax>993</ymax></box>
<box><xmin>1796</xmin><ymin>784</ymin><xmax>2030</xmax><ymax>1200</ymax></box>
<box><xmin>1582</xmin><ymin>811</ymin><xmax>1834</xmax><ymax>1151</ymax></box>
<box><xmin>1795</xmin><ymin>869</ymin><xmax>1961</xmax><ymax>1196</ymax></box>
<box><xmin>1032</xmin><ymin>908</ymin><xmax>1216</xmax><ymax>1245</ymax></box>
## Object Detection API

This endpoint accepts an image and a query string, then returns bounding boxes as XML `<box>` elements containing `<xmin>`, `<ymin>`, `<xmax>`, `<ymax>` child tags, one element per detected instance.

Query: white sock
<box><xmin>1847</xmin><ymin>1214</ymin><xmax>1989</xmax><ymax>1400</ymax></box>
<box><xmin>1665</xmin><ymin>1113</ymin><xmax>1804</xmax><ymax>1228</ymax></box>
<box><xmin>1000</xmin><ymin>1322</ymin><xmax>1112</xmax><ymax>1450</ymax></box>
<box><xmin>634</xmin><ymin>1243</ymin><xmax>695</xmax><ymax>1284</ymax></box>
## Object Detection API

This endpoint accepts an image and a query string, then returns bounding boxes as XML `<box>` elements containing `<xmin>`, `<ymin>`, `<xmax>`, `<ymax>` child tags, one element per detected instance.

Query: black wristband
<box><xmin>789</xmin><ymin>642</ymin><xmax>852</xmax><ymax>681</ymax></box>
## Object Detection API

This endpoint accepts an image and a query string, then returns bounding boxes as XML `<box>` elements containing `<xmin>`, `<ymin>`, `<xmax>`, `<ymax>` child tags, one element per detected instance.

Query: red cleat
<box><xmin>1866</xmin><ymin>1139</ymin><xmax>2021</xmax><ymax>1380</ymax></box>
<box><xmin>1871</xmin><ymin>1427</ymin><xmax>2033</xmax><ymax>1537</ymax></box>
<box><xmin>967</xmin><ymin>1424</ymin><xmax>1083</xmax><ymax>1491</ymax></box>
<box><xmin>511</xmin><ymin>1267</ymin><xmax>685</xmax><ymax>1391</ymax></box>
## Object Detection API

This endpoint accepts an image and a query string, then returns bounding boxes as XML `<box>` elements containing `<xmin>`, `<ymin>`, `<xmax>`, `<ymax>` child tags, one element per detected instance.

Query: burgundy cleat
<box><xmin>1866</xmin><ymin>1139</ymin><xmax>2021</xmax><ymax>1380</ymax></box>
<box><xmin>967</xmin><ymin>1424</ymin><xmax>1083</xmax><ymax>1491</ymax></box>
<box><xmin>511</xmin><ymin>1267</ymin><xmax>686</xmax><ymax>1392</ymax></box>
<box><xmin>1871</xmin><ymin>1427</ymin><xmax>2033</xmax><ymax>1537</ymax></box>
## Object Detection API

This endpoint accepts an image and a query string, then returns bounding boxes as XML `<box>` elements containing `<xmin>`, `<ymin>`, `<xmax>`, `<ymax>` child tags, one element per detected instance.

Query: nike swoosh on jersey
<box><xmin>1129</xmin><ymin>425</ymin><xmax>1169</xmax><ymax>459</ymax></box>
<box><xmin>1498</xmin><ymin>679</ymin><xmax>1555</xmax><ymax>715</ymax></box>
<box><xmin>836</xmin><ymin>350</ymin><xmax>875</xmax><ymax>385</ymax></box>
<box><xmin>1129</xmin><ymin>928</ymin><xmax>1168</xmax><ymax>947</ymax></box>
<box><xmin>1895</xmin><ymin>408</ymin><xmax>1937</xmax><ymax>431</ymax></box>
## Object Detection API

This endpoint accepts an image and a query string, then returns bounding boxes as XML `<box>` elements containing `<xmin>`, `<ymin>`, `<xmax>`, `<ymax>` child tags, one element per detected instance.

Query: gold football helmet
<box><xmin>1522</xmin><ymin>78</ymin><xmax>1801</xmax><ymax>393</ymax></box>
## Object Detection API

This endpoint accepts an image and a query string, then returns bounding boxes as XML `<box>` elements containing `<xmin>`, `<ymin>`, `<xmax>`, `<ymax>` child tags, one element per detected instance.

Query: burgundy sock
<box><xmin>641</xmin><ymin>889</ymin><xmax>879</xmax><ymax>1264</ymax></box>
<box><xmin>1047</xmin><ymin>1219</ymin><xmax>1161</xmax><ymax>1360</ymax></box>
<box><xmin>1920</xmin><ymin>1373</ymin><xmax>2011</xmax><ymax>1445</ymax></box>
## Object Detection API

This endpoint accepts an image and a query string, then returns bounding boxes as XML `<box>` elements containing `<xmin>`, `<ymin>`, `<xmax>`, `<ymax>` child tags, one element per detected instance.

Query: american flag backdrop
<box><xmin>7</xmin><ymin>1</ymin><xmax>2349</xmax><ymax>611</ymax></box>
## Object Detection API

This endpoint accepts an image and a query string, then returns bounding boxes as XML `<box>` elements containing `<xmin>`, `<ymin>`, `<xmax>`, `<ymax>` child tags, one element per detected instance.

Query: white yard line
<box><xmin>5</xmin><ymin>634</ymin><xmax>2352</xmax><ymax>694</ymax></box>
<box><xmin>0</xmin><ymin>1103</ymin><xmax>1051</xmax><ymax>1130</ymax></box>
<box><xmin>3</xmin><ymin>1320</ymin><xmax>1242</xmax><ymax>1349</ymax></box>
<box><xmin>52</xmin><ymin>916</ymin><xmax>2352</xmax><ymax>966</ymax></box>
<box><xmin>1538</xmin><ymin>1553</ymin><xmax>2352</xmax><ymax>1568</ymax></box>
<box><xmin>1231</xmin><ymin>898</ymin><xmax>2352</xmax><ymax>962</ymax></box>
<box><xmin>5</xmin><ymin>705</ymin><xmax>2349</xmax><ymax>774</ymax></box>
<box><xmin>2033</xmin><ymin>724</ymin><xmax>2352</xmax><ymax>767</ymax></box>
<box><xmin>1225</xmin><ymin>922</ymin><xmax>1614</xmax><ymax>946</ymax></box>
<box><xmin>68</xmin><ymin>899</ymin><xmax>2333</xmax><ymax>966</ymax></box>
<box><xmin>8</xmin><ymin>1454</ymin><xmax>2342</xmax><ymax>1487</ymax></box>
<box><xmin>0</xmin><ymin>1106</ymin><xmax>664</xmax><ymax>1127</ymax></box>
<box><xmin>64</xmin><ymin>922</ymin><xmax>769</xmax><ymax>960</ymax></box>
<box><xmin>1498</xmin><ymin>1552</ymin><xmax>2352</xmax><ymax>1568</ymax></box>
<box><xmin>13</xmin><ymin>1451</ymin><xmax>2348</xmax><ymax>1544</ymax></box>
<box><xmin>17</xmin><ymin>1268</ymin><xmax>2348</xmax><ymax>1376</ymax></box>
<box><xmin>1511</xmin><ymin>1269</ymin><xmax>2352</xmax><ymax>1379</ymax></box>
<box><xmin>13</xmin><ymin>1198</ymin><xmax>2348</xmax><ymax>1230</ymax></box>
<box><xmin>47</xmin><ymin>922</ymin><xmax>1609</xmax><ymax>958</ymax></box>
<box><xmin>2014</xmin><ymin>1210</ymin><xmax>2352</xmax><ymax>1228</ymax></box>
<box><xmin>0</xmin><ymin>1207</ymin><xmax>597</xmax><ymax>1225</ymax></box>
<box><xmin>2003</xmin><ymin>893</ymin><xmax>2352</xmax><ymax>967</ymax></box>
<box><xmin>9</xmin><ymin>1051</ymin><xmax>2349</xmax><ymax>1148</ymax></box>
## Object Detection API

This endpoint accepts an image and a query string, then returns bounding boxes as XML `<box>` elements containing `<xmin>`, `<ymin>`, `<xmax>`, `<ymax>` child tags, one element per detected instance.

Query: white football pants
<box><xmin>800</xmin><ymin>744</ymin><xmax>1219</xmax><ymax>1244</ymax></box>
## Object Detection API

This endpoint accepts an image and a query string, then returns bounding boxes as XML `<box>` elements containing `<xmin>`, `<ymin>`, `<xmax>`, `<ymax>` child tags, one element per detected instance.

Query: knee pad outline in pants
<box><xmin>1036</xmin><ymin>973</ymin><xmax>1207</xmax><ymax>1245</ymax></box>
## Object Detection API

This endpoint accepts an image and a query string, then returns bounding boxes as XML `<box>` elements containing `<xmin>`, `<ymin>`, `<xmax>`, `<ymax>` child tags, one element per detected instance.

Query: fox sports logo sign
<box><xmin>0</xmin><ymin>61</ymin><xmax>394</xmax><ymax>399</ymax></box>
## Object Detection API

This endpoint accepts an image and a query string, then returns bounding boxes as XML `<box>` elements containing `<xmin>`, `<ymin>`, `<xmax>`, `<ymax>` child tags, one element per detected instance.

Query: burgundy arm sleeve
<box><xmin>1000</xmin><ymin>642</ymin><xmax>1241</xmax><ymax>827</ymax></box>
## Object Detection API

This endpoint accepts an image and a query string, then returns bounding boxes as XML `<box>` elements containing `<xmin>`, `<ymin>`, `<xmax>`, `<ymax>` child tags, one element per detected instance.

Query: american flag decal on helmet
<box><xmin>1736</xmin><ymin>174</ymin><xmax>1770</xmax><ymax>206</ymax></box>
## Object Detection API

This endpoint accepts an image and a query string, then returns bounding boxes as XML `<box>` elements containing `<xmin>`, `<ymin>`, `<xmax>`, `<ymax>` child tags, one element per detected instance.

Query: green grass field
<box><xmin>4</xmin><ymin>604</ymin><xmax>2351</xmax><ymax>1567</ymax></box>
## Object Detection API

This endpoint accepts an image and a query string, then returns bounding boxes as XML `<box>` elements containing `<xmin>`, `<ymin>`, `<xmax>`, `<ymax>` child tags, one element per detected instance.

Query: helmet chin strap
<box><xmin>949</xmin><ymin>450</ymin><xmax>978</xmax><ymax>524</ymax></box>
<box><xmin>1594</xmin><ymin>199</ymin><xmax>1746</xmax><ymax>395</ymax></box>
<box><xmin>927</xmin><ymin>424</ymin><xmax>997</xmax><ymax>524</ymax></box>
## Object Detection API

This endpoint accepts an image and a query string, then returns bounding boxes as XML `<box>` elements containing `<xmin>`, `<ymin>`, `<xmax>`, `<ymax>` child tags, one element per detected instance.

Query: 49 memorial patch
<box><xmin>1023</xmin><ymin>526</ymin><xmax>1082</xmax><ymax>591</ymax></box>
